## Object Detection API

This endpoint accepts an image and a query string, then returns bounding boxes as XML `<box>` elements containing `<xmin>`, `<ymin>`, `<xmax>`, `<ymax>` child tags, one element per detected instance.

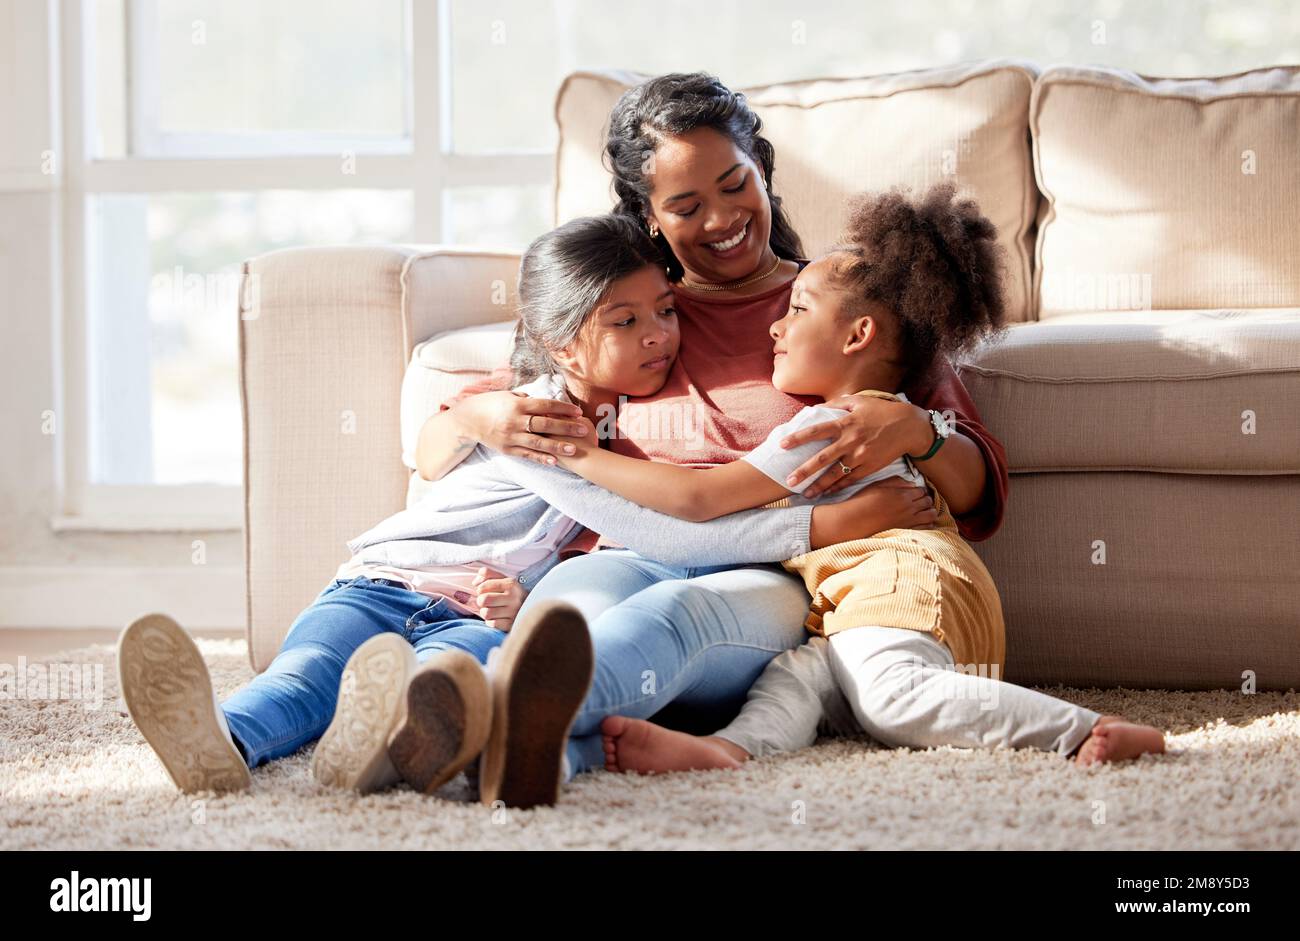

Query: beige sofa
<box><xmin>239</xmin><ymin>60</ymin><xmax>1300</xmax><ymax>689</ymax></box>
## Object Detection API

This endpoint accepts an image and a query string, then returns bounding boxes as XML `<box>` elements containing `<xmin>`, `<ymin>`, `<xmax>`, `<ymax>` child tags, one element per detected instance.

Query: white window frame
<box><xmin>53</xmin><ymin>0</ymin><xmax>553</xmax><ymax>532</ymax></box>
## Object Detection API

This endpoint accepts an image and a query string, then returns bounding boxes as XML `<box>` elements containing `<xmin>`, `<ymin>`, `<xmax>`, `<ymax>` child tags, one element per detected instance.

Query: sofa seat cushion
<box><xmin>958</xmin><ymin>309</ymin><xmax>1300</xmax><ymax>474</ymax></box>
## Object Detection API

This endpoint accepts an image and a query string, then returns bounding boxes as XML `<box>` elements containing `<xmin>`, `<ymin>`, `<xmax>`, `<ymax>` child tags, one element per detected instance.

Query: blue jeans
<box><xmin>517</xmin><ymin>548</ymin><xmax>811</xmax><ymax>777</ymax></box>
<box><xmin>222</xmin><ymin>575</ymin><xmax>508</xmax><ymax>767</ymax></box>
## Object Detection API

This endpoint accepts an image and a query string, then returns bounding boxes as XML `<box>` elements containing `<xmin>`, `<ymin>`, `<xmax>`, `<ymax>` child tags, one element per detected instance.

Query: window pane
<box><xmin>87</xmin><ymin>191</ymin><xmax>414</xmax><ymax>486</ymax></box>
<box><xmin>451</xmin><ymin>0</ymin><xmax>1300</xmax><ymax>153</ymax></box>
<box><xmin>444</xmin><ymin>185</ymin><xmax>551</xmax><ymax>250</ymax></box>
<box><xmin>145</xmin><ymin>0</ymin><xmax>408</xmax><ymax>148</ymax></box>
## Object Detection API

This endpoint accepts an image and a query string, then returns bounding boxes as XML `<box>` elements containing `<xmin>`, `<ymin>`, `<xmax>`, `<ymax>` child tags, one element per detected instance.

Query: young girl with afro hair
<box><xmin>552</xmin><ymin>181</ymin><xmax>1167</xmax><ymax>772</ymax></box>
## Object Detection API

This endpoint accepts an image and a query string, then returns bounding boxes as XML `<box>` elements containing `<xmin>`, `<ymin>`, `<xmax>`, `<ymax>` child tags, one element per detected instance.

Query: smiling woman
<box><xmin>604</xmin><ymin>73</ymin><xmax>804</xmax><ymax>290</ymax></box>
<box><xmin>433</xmin><ymin>71</ymin><xmax>1011</xmax><ymax>511</ymax></box>
<box><xmin>651</xmin><ymin>135</ymin><xmax>785</xmax><ymax>293</ymax></box>
<box><xmin>422</xmin><ymin>71</ymin><xmax>1011</xmax><ymax>791</ymax></box>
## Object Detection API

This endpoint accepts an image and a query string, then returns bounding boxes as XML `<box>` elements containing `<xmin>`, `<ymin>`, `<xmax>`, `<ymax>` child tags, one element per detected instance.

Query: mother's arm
<box><xmin>909</xmin><ymin>361</ymin><xmax>1009</xmax><ymax>541</ymax></box>
<box><xmin>780</xmin><ymin>361</ymin><xmax>1008</xmax><ymax>541</ymax></box>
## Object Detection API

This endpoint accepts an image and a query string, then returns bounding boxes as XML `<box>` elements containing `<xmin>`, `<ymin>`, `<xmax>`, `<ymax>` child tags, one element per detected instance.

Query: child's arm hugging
<box><xmin>553</xmin><ymin>415</ymin><xmax>824</xmax><ymax>522</ymax></box>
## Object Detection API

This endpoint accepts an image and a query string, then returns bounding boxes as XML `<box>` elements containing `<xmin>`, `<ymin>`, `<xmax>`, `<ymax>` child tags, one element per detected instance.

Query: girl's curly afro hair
<box><xmin>827</xmin><ymin>181</ymin><xmax>1008</xmax><ymax>385</ymax></box>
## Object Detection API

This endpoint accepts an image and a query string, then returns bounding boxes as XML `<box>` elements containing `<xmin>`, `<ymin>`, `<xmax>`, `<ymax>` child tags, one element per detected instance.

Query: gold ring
<box><xmin>838</xmin><ymin>461</ymin><xmax>852</xmax><ymax>475</ymax></box>
<box><xmin>526</xmin><ymin>415</ymin><xmax>534</xmax><ymax>434</ymax></box>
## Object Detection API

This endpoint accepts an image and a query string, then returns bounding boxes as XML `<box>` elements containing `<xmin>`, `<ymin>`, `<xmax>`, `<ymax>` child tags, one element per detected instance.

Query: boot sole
<box><xmin>479</xmin><ymin>601</ymin><xmax>593</xmax><ymax>809</ymax></box>
<box><xmin>387</xmin><ymin>651</ymin><xmax>492</xmax><ymax>794</ymax></box>
<box><xmin>117</xmin><ymin>613</ymin><xmax>251</xmax><ymax>794</ymax></box>
<box><xmin>311</xmin><ymin>633</ymin><xmax>415</xmax><ymax>793</ymax></box>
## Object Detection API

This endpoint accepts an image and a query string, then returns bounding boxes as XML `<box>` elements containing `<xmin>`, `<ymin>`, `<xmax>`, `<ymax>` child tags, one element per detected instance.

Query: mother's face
<box><xmin>643</xmin><ymin>126</ymin><xmax>774</xmax><ymax>284</ymax></box>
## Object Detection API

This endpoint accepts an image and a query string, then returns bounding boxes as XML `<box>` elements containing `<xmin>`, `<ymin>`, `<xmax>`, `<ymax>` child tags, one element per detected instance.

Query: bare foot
<box><xmin>601</xmin><ymin>716</ymin><xmax>745</xmax><ymax>774</ymax></box>
<box><xmin>1074</xmin><ymin>715</ymin><xmax>1166</xmax><ymax>766</ymax></box>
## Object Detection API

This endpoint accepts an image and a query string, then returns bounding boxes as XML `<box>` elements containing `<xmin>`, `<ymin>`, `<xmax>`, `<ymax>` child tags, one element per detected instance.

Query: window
<box><xmin>100</xmin><ymin>0</ymin><xmax>410</xmax><ymax>159</ymax></box>
<box><xmin>61</xmin><ymin>0</ymin><xmax>1298</xmax><ymax>528</ymax></box>
<box><xmin>449</xmin><ymin>0</ymin><xmax>1300</xmax><ymax>153</ymax></box>
<box><xmin>87</xmin><ymin>189</ymin><xmax>414</xmax><ymax>488</ymax></box>
<box><xmin>61</xmin><ymin>0</ymin><xmax>549</xmax><ymax>528</ymax></box>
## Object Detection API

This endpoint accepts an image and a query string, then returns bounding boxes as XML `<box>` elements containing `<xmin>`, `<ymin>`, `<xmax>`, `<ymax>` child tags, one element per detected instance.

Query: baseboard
<box><xmin>0</xmin><ymin>565</ymin><xmax>245</xmax><ymax>630</ymax></box>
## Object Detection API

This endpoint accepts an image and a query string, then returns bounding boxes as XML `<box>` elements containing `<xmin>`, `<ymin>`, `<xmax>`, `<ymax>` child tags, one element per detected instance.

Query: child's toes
<box><xmin>1074</xmin><ymin>735</ymin><xmax>1100</xmax><ymax>766</ymax></box>
<box><xmin>601</xmin><ymin>715</ymin><xmax>630</xmax><ymax>738</ymax></box>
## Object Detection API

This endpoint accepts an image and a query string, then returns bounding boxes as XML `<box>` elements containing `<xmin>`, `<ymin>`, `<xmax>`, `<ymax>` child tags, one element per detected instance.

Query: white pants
<box><xmin>715</xmin><ymin>627</ymin><xmax>1101</xmax><ymax>759</ymax></box>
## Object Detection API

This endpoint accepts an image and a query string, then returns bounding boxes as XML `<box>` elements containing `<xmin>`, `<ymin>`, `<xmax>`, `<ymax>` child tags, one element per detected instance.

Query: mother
<box><xmin>419</xmin><ymin>73</ymin><xmax>1008</xmax><ymax>784</ymax></box>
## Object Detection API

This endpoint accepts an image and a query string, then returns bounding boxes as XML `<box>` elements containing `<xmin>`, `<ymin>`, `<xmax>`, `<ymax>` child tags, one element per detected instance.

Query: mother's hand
<box><xmin>780</xmin><ymin>394</ymin><xmax>933</xmax><ymax>499</ymax></box>
<box><xmin>464</xmin><ymin>390</ymin><xmax>591</xmax><ymax>465</ymax></box>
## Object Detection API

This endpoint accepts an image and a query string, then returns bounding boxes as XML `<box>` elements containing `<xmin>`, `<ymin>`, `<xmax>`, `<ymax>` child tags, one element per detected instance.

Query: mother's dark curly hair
<box><xmin>828</xmin><ymin>181</ymin><xmax>1007</xmax><ymax>385</ymax></box>
<box><xmin>604</xmin><ymin>72</ymin><xmax>804</xmax><ymax>281</ymax></box>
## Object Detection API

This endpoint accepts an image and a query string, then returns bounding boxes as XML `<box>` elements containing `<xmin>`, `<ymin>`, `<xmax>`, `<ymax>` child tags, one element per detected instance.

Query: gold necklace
<box><xmin>680</xmin><ymin>253</ymin><xmax>782</xmax><ymax>293</ymax></box>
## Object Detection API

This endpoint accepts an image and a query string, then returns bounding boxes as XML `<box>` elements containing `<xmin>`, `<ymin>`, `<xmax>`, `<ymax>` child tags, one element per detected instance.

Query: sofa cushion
<box><xmin>400</xmin><ymin>248</ymin><xmax>521</xmax><ymax>344</ymax></box>
<box><xmin>399</xmin><ymin>320</ymin><xmax>516</xmax><ymax>472</ymax></box>
<box><xmin>958</xmin><ymin>309</ymin><xmax>1300</xmax><ymax>474</ymax></box>
<box><xmin>556</xmin><ymin>62</ymin><xmax>1040</xmax><ymax>322</ymax></box>
<box><xmin>1032</xmin><ymin>65</ymin><xmax>1300</xmax><ymax>318</ymax></box>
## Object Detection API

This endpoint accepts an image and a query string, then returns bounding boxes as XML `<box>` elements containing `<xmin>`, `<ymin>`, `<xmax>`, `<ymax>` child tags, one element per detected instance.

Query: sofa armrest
<box><xmin>238</xmin><ymin>244</ymin><xmax>520</xmax><ymax>672</ymax></box>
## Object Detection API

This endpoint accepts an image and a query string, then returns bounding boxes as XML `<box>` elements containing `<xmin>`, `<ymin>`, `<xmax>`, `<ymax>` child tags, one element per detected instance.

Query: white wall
<box><xmin>0</xmin><ymin>1</ymin><xmax>244</xmax><ymax>630</ymax></box>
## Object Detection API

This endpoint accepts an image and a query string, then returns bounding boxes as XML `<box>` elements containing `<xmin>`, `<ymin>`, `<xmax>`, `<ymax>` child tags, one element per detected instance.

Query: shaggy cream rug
<box><xmin>2</xmin><ymin>639</ymin><xmax>1297</xmax><ymax>851</ymax></box>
